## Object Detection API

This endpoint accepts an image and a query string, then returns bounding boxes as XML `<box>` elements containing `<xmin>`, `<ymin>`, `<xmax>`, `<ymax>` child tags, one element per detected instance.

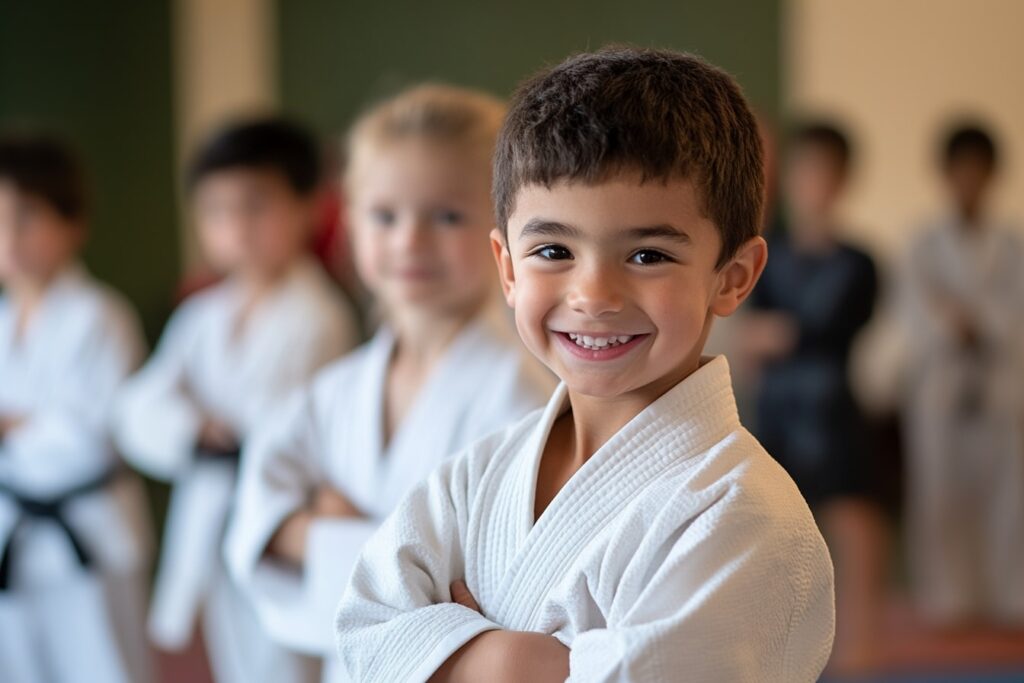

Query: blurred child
<box><xmin>224</xmin><ymin>85</ymin><xmax>554</xmax><ymax>683</ymax></box>
<box><xmin>113</xmin><ymin>118</ymin><xmax>357</xmax><ymax>683</ymax></box>
<box><xmin>336</xmin><ymin>48</ymin><xmax>833</xmax><ymax>683</ymax></box>
<box><xmin>901</xmin><ymin>123</ymin><xmax>1024</xmax><ymax>625</ymax></box>
<box><xmin>744</xmin><ymin>123</ymin><xmax>885</xmax><ymax>673</ymax></box>
<box><xmin>0</xmin><ymin>134</ymin><xmax>152</xmax><ymax>682</ymax></box>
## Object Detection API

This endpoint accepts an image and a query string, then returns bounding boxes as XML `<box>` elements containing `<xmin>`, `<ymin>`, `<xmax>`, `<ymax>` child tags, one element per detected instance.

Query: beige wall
<box><xmin>173</xmin><ymin>0</ymin><xmax>277</xmax><ymax>269</ymax></box>
<box><xmin>786</xmin><ymin>0</ymin><xmax>1024</xmax><ymax>262</ymax></box>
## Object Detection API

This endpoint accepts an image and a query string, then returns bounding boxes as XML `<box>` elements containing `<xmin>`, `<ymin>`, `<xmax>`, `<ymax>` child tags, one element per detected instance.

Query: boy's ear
<box><xmin>300</xmin><ymin>187</ymin><xmax>325</xmax><ymax>237</ymax></box>
<box><xmin>710</xmin><ymin>236</ymin><xmax>767</xmax><ymax>317</ymax></box>
<box><xmin>489</xmin><ymin>228</ymin><xmax>516</xmax><ymax>307</ymax></box>
<box><xmin>70</xmin><ymin>220</ymin><xmax>89</xmax><ymax>247</ymax></box>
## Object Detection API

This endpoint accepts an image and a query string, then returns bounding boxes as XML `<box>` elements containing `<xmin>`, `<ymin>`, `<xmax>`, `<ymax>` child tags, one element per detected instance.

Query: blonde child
<box><xmin>224</xmin><ymin>85</ymin><xmax>554</xmax><ymax>683</ymax></box>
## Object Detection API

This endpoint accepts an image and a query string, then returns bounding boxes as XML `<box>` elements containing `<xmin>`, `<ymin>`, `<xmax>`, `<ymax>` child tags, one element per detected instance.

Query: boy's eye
<box><xmin>435</xmin><ymin>210</ymin><xmax>463</xmax><ymax>226</ymax></box>
<box><xmin>629</xmin><ymin>249</ymin><xmax>672</xmax><ymax>265</ymax></box>
<box><xmin>532</xmin><ymin>244</ymin><xmax>573</xmax><ymax>261</ymax></box>
<box><xmin>371</xmin><ymin>208</ymin><xmax>396</xmax><ymax>227</ymax></box>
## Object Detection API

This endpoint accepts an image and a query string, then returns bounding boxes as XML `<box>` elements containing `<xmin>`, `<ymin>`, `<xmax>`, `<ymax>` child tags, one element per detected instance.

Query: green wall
<box><xmin>0</xmin><ymin>0</ymin><xmax>779</xmax><ymax>339</ymax></box>
<box><xmin>278</xmin><ymin>0</ymin><xmax>780</xmax><ymax>135</ymax></box>
<box><xmin>0</xmin><ymin>0</ymin><xmax>179</xmax><ymax>342</ymax></box>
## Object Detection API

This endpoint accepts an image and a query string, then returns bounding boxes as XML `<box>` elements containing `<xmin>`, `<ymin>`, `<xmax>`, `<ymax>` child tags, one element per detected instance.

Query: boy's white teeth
<box><xmin>566</xmin><ymin>333</ymin><xmax>635</xmax><ymax>350</ymax></box>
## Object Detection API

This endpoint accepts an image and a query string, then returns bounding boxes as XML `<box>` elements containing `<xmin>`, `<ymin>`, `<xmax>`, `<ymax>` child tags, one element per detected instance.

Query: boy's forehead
<box><xmin>507</xmin><ymin>173</ymin><xmax>711</xmax><ymax>238</ymax></box>
<box><xmin>352</xmin><ymin>148</ymin><xmax>490</xmax><ymax>204</ymax></box>
<box><xmin>0</xmin><ymin>182</ymin><xmax>50</xmax><ymax>216</ymax></box>
<box><xmin>946</xmin><ymin>151</ymin><xmax>995</xmax><ymax>173</ymax></box>
<box><xmin>0</xmin><ymin>179</ymin><xmax>15</xmax><ymax>204</ymax></box>
<box><xmin>196</xmin><ymin>166</ymin><xmax>292</xmax><ymax>196</ymax></box>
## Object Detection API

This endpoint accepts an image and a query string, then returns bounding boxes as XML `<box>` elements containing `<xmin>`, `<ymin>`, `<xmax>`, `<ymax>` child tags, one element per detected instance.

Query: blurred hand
<box><xmin>740</xmin><ymin>312</ymin><xmax>798</xmax><ymax>363</ymax></box>
<box><xmin>927</xmin><ymin>286</ymin><xmax>981</xmax><ymax>351</ymax></box>
<box><xmin>268</xmin><ymin>509</ymin><xmax>312</xmax><ymax>567</ymax></box>
<box><xmin>197</xmin><ymin>416</ymin><xmax>239</xmax><ymax>454</ymax></box>
<box><xmin>946</xmin><ymin>304</ymin><xmax>980</xmax><ymax>351</ymax></box>
<box><xmin>311</xmin><ymin>484</ymin><xmax>363</xmax><ymax>518</ymax></box>
<box><xmin>0</xmin><ymin>414</ymin><xmax>28</xmax><ymax>440</ymax></box>
<box><xmin>267</xmin><ymin>486</ymin><xmax>363</xmax><ymax>567</ymax></box>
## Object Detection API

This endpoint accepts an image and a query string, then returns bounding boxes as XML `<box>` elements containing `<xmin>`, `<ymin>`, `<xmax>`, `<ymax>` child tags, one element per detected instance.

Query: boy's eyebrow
<box><xmin>519</xmin><ymin>218</ymin><xmax>581</xmax><ymax>240</ymax></box>
<box><xmin>519</xmin><ymin>219</ymin><xmax>691</xmax><ymax>244</ymax></box>
<box><xmin>624</xmin><ymin>224</ymin><xmax>691</xmax><ymax>243</ymax></box>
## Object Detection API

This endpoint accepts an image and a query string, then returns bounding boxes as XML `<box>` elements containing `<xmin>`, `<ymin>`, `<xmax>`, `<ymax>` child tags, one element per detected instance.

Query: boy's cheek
<box><xmin>513</xmin><ymin>285</ymin><xmax>552</xmax><ymax>326</ymax></box>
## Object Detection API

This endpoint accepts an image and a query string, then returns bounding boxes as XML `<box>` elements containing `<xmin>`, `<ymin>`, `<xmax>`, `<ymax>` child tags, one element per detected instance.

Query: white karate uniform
<box><xmin>0</xmin><ymin>264</ymin><xmax>153</xmax><ymax>683</ymax></box>
<box><xmin>113</xmin><ymin>257</ymin><xmax>356</xmax><ymax>683</ymax></box>
<box><xmin>335</xmin><ymin>356</ymin><xmax>835</xmax><ymax>683</ymax></box>
<box><xmin>901</xmin><ymin>214</ymin><xmax>1024</xmax><ymax>623</ymax></box>
<box><xmin>225</xmin><ymin>300</ymin><xmax>553</xmax><ymax>683</ymax></box>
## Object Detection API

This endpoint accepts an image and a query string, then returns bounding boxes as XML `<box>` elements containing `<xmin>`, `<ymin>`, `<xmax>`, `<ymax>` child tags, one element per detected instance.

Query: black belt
<box><xmin>194</xmin><ymin>444</ymin><xmax>241</xmax><ymax>462</ymax></box>
<box><xmin>0</xmin><ymin>468</ymin><xmax>120</xmax><ymax>590</ymax></box>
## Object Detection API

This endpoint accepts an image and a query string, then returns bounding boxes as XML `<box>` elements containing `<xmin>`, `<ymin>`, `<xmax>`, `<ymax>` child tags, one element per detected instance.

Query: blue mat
<box><xmin>822</xmin><ymin>670</ymin><xmax>1024</xmax><ymax>683</ymax></box>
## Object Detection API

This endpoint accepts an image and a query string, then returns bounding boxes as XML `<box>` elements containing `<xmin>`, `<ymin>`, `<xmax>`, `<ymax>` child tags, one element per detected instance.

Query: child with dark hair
<box><xmin>0</xmin><ymin>133</ymin><xmax>152</xmax><ymax>682</ymax></box>
<box><xmin>901</xmin><ymin>122</ymin><xmax>1024</xmax><ymax>626</ymax></box>
<box><xmin>744</xmin><ymin>121</ymin><xmax>884</xmax><ymax>673</ymax></box>
<box><xmin>113</xmin><ymin>116</ymin><xmax>357</xmax><ymax>683</ymax></box>
<box><xmin>335</xmin><ymin>47</ymin><xmax>834</xmax><ymax>683</ymax></box>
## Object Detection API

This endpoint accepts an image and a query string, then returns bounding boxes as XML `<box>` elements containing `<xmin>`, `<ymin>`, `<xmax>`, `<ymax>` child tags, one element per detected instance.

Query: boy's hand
<box><xmin>944</xmin><ymin>303</ymin><xmax>981</xmax><ymax>350</ymax></box>
<box><xmin>928</xmin><ymin>288</ymin><xmax>981</xmax><ymax>351</ymax></box>
<box><xmin>197</xmin><ymin>416</ymin><xmax>239</xmax><ymax>455</ymax></box>
<box><xmin>311</xmin><ymin>484</ymin><xmax>363</xmax><ymax>518</ymax></box>
<box><xmin>741</xmin><ymin>312</ymin><xmax>798</xmax><ymax>362</ymax></box>
<box><xmin>266</xmin><ymin>486</ymin><xmax>364</xmax><ymax>567</ymax></box>
<box><xmin>450</xmin><ymin>580</ymin><xmax>481</xmax><ymax>613</ymax></box>
<box><xmin>267</xmin><ymin>508</ymin><xmax>313</xmax><ymax>567</ymax></box>
<box><xmin>430</xmin><ymin>581</ymin><xmax>570</xmax><ymax>683</ymax></box>
<box><xmin>0</xmin><ymin>414</ymin><xmax>27</xmax><ymax>440</ymax></box>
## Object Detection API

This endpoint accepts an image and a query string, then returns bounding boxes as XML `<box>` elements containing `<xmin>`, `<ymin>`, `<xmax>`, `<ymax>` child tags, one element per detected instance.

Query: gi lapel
<box><xmin>490</xmin><ymin>357</ymin><xmax>740</xmax><ymax>630</ymax></box>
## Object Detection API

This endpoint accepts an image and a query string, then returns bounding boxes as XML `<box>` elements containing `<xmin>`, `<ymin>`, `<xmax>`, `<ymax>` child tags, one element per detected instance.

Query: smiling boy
<box><xmin>335</xmin><ymin>47</ymin><xmax>835</xmax><ymax>682</ymax></box>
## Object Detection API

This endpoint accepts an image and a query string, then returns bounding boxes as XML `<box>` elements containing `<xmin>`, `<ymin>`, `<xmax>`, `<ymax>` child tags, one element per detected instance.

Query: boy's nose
<box><xmin>394</xmin><ymin>217</ymin><xmax>431</xmax><ymax>252</ymax></box>
<box><xmin>566</xmin><ymin>267</ymin><xmax>625</xmax><ymax>318</ymax></box>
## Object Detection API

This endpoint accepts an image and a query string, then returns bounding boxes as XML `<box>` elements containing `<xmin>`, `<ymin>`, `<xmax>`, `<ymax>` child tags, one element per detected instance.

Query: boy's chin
<box><xmin>561</xmin><ymin>373</ymin><xmax>643</xmax><ymax>400</ymax></box>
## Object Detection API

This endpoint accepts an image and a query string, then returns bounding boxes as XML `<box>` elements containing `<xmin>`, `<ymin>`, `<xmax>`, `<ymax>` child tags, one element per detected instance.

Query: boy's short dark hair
<box><xmin>493</xmin><ymin>46</ymin><xmax>764</xmax><ymax>267</ymax></box>
<box><xmin>0</xmin><ymin>133</ymin><xmax>86</xmax><ymax>221</ymax></box>
<box><xmin>942</xmin><ymin>123</ymin><xmax>997</xmax><ymax>171</ymax></box>
<box><xmin>790</xmin><ymin>122</ymin><xmax>852</xmax><ymax>171</ymax></box>
<box><xmin>187</xmin><ymin>117</ymin><xmax>322</xmax><ymax>195</ymax></box>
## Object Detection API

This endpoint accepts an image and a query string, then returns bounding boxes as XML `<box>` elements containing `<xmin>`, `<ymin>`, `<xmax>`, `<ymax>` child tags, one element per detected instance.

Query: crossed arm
<box><xmin>429</xmin><ymin>580</ymin><xmax>570</xmax><ymax>683</ymax></box>
<box><xmin>268</xmin><ymin>484</ymin><xmax>364</xmax><ymax>566</ymax></box>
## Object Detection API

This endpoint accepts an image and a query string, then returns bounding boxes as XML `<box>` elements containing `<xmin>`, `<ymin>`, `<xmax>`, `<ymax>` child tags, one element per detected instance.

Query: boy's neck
<box><xmin>390</xmin><ymin>304</ymin><xmax>480</xmax><ymax>367</ymax></box>
<box><xmin>388</xmin><ymin>291</ymin><xmax>491</xmax><ymax>366</ymax></box>
<box><xmin>6</xmin><ymin>261</ymin><xmax>71</xmax><ymax>307</ymax></box>
<box><xmin>233</xmin><ymin>260</ymin><xmax>297</xmax><ymax>298</ymax></box>
<box><xmin>6</xmin><ymin>263</ymin><xmax>73</xmax><ymax>340</ymax></box>
<box><xmin>381</xmin><ymin>301</ymin><xmax>487</xmax><ymax>449</ymax></box>
<box><xmin>561</xmin><ymin>353</ymin><xmax>703</xmax><ymax>467</ymax></box>
<box><xmin>955</xmin><ymin>203</ymin><xmax>986</xmax><ymax>230</ymax></box>
<box><xmin>533</xmin><ymin>352</ymin><xmax>705</xmax><ymax>523</ymax></box>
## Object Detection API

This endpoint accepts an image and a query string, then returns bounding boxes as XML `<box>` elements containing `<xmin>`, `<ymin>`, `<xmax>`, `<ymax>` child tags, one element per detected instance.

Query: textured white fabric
<box><xmin>336</xmin><ymin>356</ymin><xmax>835</xmax><ymax>682</ymax></box>
<box><xmin>0</xmin><ymin>264</ymin><xmax>153</xmax><ymax>682</ymax></box>
<box><xmin>901</xmin><ymin>214</ymin><xmax>1024</xmax><ymax>622</ymax></box>
<box><xmin>224</xmin><ymin>301</ymin><xmax>553</xmax><ymax>682</ymax></box>
<box><xmin>112</xmin><ymin>257</ymin><xmax>355</xmax><ymax>683</ymax></box>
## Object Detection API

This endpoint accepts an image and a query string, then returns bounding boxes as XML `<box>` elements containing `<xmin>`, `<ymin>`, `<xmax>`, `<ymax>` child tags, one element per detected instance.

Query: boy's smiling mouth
<box><xmin>567</xmin><ymin>332</ymin><xmax>634</xmax><ymax>349</ymax></box>
<box><xmin>554</xmin><ymin>330</ymin><xmax>650</xmax><ymax>360</ymax></box>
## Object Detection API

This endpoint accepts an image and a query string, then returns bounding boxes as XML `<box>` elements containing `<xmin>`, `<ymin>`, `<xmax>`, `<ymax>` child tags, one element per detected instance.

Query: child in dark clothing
<box><xmin>745</xmin><ymin>122</ymin><xmax>886</xmax><ymax>675</ymax></box>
